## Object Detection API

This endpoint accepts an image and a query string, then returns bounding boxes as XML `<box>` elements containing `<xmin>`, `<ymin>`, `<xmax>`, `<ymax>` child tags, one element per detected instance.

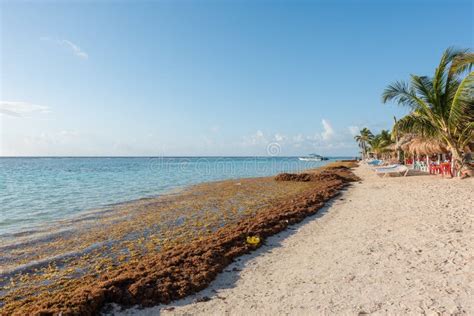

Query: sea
<box><xmin>0</xmin><ymin>157</ymin><xmax>345</xmax><ymax>241</ymax></box>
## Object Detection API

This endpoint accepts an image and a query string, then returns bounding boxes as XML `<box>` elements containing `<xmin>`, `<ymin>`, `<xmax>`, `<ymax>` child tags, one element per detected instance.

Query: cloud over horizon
<box><xmin>239</xmin><ymin>119</ymin><xmax>358</xmax><ymax>156</ymax></box>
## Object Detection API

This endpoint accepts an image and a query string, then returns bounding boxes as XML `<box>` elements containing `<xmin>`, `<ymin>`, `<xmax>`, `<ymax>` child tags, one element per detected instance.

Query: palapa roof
<box><xmin>395</xmin><ymin>134</ymin><xmax>416</xmax><ymax>151</ymax></box>
<box><xmin>401</xmin><ymin>137</ymin><xmax>449</xmax><ymax>155</ymax></box>
<box><xmin>385</xmin><ymin>143</ymin><xmax>398</xmax><ymax>152</ymax></box>
<box><xmin>394</xmin><ymin>133</ymin><xmax>473</xmax><ymax>155</ymax></box>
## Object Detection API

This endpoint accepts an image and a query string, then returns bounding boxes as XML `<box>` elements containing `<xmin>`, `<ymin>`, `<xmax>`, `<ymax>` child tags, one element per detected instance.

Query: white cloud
<box><xmin>238</xmin><ymin>119</ymin><xmax>359</xmax><ymax>156</ymax></box>
<box><xmin>41</xmin><ymin>37</ymin><xmax>88</xmax><ymax>59</ymax></box>
<box><xmin>274</xmin><ymin>133</ymin><xmax>286</xmax><ymax>142</ymax></box>
<box><xmin>243</xmin><ymin>130</ymin><xmax>268</xmax><ymax>146</ymax></box>
<box><xmin>0</xmin><ymin>101</ymin><xmax>50</xmax><ymax>117</ymax></box>
<box><xmin>348</xmin><ymin>125</ymin><xmax>359</xmax><ymax>136</ymax></box>
<box><xmin>210</xmin><ymin>125</ymin><xmax>220</xmax><ymax>133</ymax></box>
<box><xmin>293</xmin><ymin>134</ymin><xmax>304</xmax><ymax>143</ymax></box>
<box><xmin>61</xmin><ymin>40</ymin><xmax>88</xmax><ymax>59</ymax></box>
<box><xmin>321</xmin><ymin>119</ymin><xmax>334</xmax><ymax>141</ymax></box>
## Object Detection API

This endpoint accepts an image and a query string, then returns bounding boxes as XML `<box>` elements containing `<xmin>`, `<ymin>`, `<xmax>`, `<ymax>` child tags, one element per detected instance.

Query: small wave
<box><xmin>0</xmin><ymin>228</ymin><xmax>74</xmax><ymax>251</ymax></box>
<box><xmin>0</xmin><ymin>240</ymin><xmax>113</xmax><ymax>281</ymax></box>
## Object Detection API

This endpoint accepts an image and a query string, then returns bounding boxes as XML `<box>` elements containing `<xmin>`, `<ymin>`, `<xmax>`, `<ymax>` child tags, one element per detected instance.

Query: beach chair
<box><xmin>374</xmin><ymin>165</ymin><xmax>409</xmax><ymax>177</ymax></box>
<box><xmin>414</xmin><ymin>161</ymin><xmax>428</xmax><ymax>172</ymax></box>
<box><xmin>368</xmin><ymin>159</ymin><xmax>383</xmax><ymax>166</ymax></box>
<box><xmin>373</xmin><ymin>163</ymin><xmax>397</xmax><ymax>169</ymax></box>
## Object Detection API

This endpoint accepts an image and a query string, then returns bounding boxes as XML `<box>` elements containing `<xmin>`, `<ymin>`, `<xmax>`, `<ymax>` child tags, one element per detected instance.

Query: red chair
<box><xmin>441</xmin><ymin>163</ymin><xmax>452</xmax><ymax>177</ymax></box>
<box><xmin>430</xmin><ymin>164</ymin><xmax>442</xmax><ymax>175</ymax></box>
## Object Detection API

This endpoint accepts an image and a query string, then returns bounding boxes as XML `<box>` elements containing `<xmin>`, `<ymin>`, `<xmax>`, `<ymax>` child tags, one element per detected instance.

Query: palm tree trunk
<box><xmin>451</xmin><ymin>148</ymin><xmax>464</xmax><ymax>176</ymax></box>
<box><xmin>447</xmin><ymin>138</ymin><xmax>465</xmax><ymax>177</ymax></box>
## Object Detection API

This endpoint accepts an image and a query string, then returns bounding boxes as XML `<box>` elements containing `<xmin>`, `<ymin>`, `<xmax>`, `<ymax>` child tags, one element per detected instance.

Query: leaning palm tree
<box><xmin>382</xmin><ymin>47</ymin><xmax>474</xmax><ymax>173</ymax></box>
<box><xmin>354</xmin><ymin>127</ymin><xmax>374</xmax><ymax>159</ymax></box>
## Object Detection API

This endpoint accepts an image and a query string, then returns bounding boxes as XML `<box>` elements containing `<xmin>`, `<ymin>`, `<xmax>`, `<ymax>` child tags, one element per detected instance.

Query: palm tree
<box><xmin>368</xmin><ymin>130</ymin><xmax>394</xmax><ymax>158</ymax></box>
<box><xmin>354</xmin><ymin>128</ymin><xmax>374</xmax><ymax>159</ymax></box>
<box><xmin>382</xmin><ymin>47</ymin><xmax>474</xmax><ymax>173</ymax></box>
<box><xmin>392</xmin><ymin>116</ymin><xmax>402</xmax><ymax>162</ymax></box>
<box><xmin>378</xmin><ymin>129</ymin><xmax>393</xmax><ymax>146</ymax></box>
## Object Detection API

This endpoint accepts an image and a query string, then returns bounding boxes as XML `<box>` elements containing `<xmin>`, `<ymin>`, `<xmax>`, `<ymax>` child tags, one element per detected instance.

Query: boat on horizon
<box><xmin>298</xmin><ymin>154</ymin><xmax>328</xmax><ymax>161</ymax></box>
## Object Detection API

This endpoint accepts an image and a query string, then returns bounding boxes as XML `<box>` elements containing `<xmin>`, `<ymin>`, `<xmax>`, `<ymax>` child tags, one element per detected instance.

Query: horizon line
<box><xmin>0</xmin><ymin>155</ymin><xmax>357</xmax><ymax>159</ymax></box>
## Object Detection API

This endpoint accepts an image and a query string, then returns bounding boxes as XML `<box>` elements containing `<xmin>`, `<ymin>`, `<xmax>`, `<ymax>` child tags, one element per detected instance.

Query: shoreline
<box><xmin>1</xmin><ymin>161</ymin><xmax>357</xmax><ymax>314</ymax></box>
<box><xmin>0</xmin><ymin>158</ymin><xmax>339</xmax><ymax>257</ymax></box>
<box><xmin>0</xmin><ymin>186</ymin><xmax>188</xmax><ymax>247</ymax></box>
<box><xmin>0</xmin><ymin>189</ymin><xmax>189</xmax><ymax>253</ymax></box>
<box><xmin>1</xmin><ymin>157</ymin><xmax>339</xmax><ymax>244</ymax></box>
<box><xmin>115</xmin><ymin>164</ymin><xmax>473</xmax><ymax>315</ymax></box>
<box><xmin>0</xmin><ymin>169</ymin><xmax>316</xmax><ymax>262</ymax></box>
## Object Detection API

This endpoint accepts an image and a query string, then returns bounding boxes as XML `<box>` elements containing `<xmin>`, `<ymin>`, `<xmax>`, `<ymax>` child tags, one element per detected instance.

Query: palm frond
<box><xmin>435</xmin><ymin>48</ymin><xmax>469</xmax><ymax>108</ymax></box>
<box><xmin>410</xmin><ymin>74</ymin><xmax>435</xmax><ymax>106</ymax></box>
<box><xmin>382</xmin><ymin>80</ymin><xmax>418</xmax><ymax>109</ymax></box>
<box><xmin>449</xmin><ymin>71</ymin><xmax>474</xmax><ymax>128</ymax></box>
<box><xmin>449</xmin><ymin>52</ymin><xmax>474</xmax><ymax>77</ymax></box>
<box><xmin>393</xmin><ymin>112</ymin><xmax>438</xmax><ymax>138</ymax></box>
<box><xmin>433</xmin><ymin>47</ymin><xmax>459</xmax><ymax>96</ymax></box>
<box><xmin>382</xmin><ymin>79</ymin><xmax>438</xmax><ymax>125</ymax></box>
<box><xmin>459</xmin><ymin>122</ymin><xmax>474</xmax><ymax>148</ymax></box>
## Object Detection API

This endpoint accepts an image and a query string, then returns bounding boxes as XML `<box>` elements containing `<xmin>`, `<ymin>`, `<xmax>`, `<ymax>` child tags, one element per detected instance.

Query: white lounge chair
<box><xmin>371</xmin><ymin>163</ymin><xmax>397</xmax><ymax>170</ymax></box>
<box><xmin>374</xmin><ymin>165</ymin><xmax>409</xmax><ymax>177</ymax></box>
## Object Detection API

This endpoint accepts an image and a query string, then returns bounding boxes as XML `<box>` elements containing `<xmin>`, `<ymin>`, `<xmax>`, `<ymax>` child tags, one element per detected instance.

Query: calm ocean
<box><xmin>0</xmin><ymin>157</ymin><xmax>343</xmax><ymax>239</ymax></box>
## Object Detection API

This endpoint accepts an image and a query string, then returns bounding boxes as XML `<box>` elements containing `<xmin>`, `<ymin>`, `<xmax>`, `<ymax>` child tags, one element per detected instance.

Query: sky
<box><xmin>0</xmin><ymin>0</ymin><xmax>472</xmax><ymax>157</ymax></box>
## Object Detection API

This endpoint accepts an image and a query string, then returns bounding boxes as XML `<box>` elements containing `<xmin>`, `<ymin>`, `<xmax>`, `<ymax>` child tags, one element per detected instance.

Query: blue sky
<box><xmin>1</xmin><ymin>0</ymin><xmax>472</xmax><ymax>156</ymax></box>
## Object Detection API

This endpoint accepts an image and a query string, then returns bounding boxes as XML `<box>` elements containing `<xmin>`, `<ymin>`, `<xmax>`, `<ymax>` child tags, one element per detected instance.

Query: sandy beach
<box><xmin>113</xmin><ymin>165</ymin><xmax>474</xmax><ymax>315</ymax></box>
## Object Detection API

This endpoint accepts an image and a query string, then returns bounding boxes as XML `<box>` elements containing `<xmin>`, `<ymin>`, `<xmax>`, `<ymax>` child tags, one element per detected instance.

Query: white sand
<box><xmin>112</xmin><ymin>165</ymin><xmax>474</xmax><ymax>315</ymax></box>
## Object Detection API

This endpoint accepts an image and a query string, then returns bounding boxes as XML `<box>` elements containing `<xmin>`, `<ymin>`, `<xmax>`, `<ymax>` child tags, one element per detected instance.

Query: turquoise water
<box><xmin>0</xmin><ymin>157</ymin><xmax>341</xmax><ymax>238</ymax></box>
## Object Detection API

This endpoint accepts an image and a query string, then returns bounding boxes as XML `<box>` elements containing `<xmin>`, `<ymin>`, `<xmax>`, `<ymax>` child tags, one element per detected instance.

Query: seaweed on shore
<box><xmin>1</xmin><ymin>162</ymin><xmax>359</xmax><ymax>315</ymax></box>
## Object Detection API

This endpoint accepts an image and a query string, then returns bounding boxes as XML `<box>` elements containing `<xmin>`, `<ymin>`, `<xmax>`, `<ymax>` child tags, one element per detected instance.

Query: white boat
<box><xmin>298</xmin><ymin>154</ymin><xmax>328</xmax><ymax>161</ymax></box>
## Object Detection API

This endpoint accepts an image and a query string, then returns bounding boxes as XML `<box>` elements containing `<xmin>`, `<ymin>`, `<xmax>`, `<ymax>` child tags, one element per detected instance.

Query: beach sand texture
<box><xmin>114</xmin><ymin>165</ymin><xmax>473</xmax><ymax>315</ymax></box>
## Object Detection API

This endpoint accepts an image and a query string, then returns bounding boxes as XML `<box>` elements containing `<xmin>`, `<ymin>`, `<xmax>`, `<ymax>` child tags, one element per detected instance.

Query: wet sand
<box><xmin>112</xmin><ymin>164</ymin><xmax>473</xmax><ymax>315</ymax></box>
<box><xmin>1</xmin><ymin>162</ymin><xmax>358</xmax><ymax>314</ymax></box>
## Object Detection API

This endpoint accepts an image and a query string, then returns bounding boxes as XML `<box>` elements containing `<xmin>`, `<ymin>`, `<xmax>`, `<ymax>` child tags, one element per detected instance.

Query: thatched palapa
<box><xmin>402</xmin><ymin>137</ymin><xmax>449</xmax><ymax>156</ymax></box>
